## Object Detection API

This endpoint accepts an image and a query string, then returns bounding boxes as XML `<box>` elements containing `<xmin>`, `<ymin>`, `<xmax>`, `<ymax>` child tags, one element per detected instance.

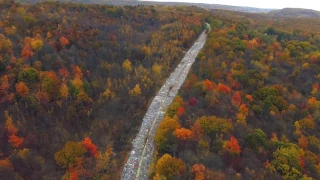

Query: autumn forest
<box><xmin>1</xmin><ymin>0</ymin><xmax>320</xmax><ymax>180</ymax></box>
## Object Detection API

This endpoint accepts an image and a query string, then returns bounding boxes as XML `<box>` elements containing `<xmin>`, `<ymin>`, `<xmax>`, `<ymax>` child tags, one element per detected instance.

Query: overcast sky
<box><xmin>140</xmin><ymin>0</ymin><xmax>320</xmax><ymax>10</ymax></box>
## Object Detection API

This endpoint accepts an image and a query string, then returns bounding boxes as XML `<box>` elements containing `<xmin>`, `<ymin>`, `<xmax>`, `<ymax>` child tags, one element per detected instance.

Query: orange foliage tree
<box><xmin>176</xmin><ymin>106</ymin><xmax>185</xmax><ymax>117</ymax></box>
<box><xmin>237</xmin><ymin>104</ymin><xmax>249</xmax><ymax>124</ymax></box>
<box><xmin>69</xmin><ymin>170</ymin><xmax>79</xmax><ymax>180</ymax></box>
<box><xmin>217</xmin><ymin>83</ymin><xmax>231</xmax><ymax>94</ymax></box>
<box><xmin>82</xmin><ymin>137</ymin><xmax>98</xmax><ymax>158</ymax></box>
<box><xmin>74</xmin><ymin>66</ymin><xmax>83</xmax><ymax>79</ymax></box>
<box><xmin>5</xmin><ymin>111</ymin><xmax>24</xmax><ymax>148</ymax></box>
<box><xmin>246</xmin><ymin>95</ymin><xmax>253</xmax><ymax>102</ymax></box>
<box><xmin>298</xmin><ymin>135</ymin><xmax>308</xmax><ymax>150</ymax></box>
<box><xmin>203</xmin><ymin>79</ymin><xmax>215</xmax><ymax>91</ymax></box>
<box><xmin>239</xmin><ymin>104</ymin><xmax>248</xmax><ymax>116</ymax></box>
<box><xmin>0</xmin><ymin>158</ymin><xmax>13</xmax><ymax>169</ymax></box>
<box><xmin>60</xmin><ymin>36</ymin><xmax>69</xmax><ymax>46</ymax></box>
<box><xmin>16</xmin><ymin>82</ymin><xmax>29</xmax><ymax>97</ymax></box>
<box><xmin>21</xmin><ymin>44</ymin><xmax>34</xmax><ymax>60</ymax></box>
<box><xmin>192</xmin><ymin>164</ymin><xmax>206</xmax><ymax>180</ymax></box>
<box><xmin>60</xmin><ymin>83</ymin><xmax>69</xmax><ymax>99</ymax></box>
<box><xmin>224</xmin><ymin>136</ymin><xmax>241</xmax><ymax>155</ymax></box>
<box><xmin>174</xmin><ymin>128</ymin><xmax>193</xmax><ymax>140</ymax></box>
<box><xmin>308</xmin><ymin>97</ymin><xmax>318</xmax><ymax>109</ymax></box>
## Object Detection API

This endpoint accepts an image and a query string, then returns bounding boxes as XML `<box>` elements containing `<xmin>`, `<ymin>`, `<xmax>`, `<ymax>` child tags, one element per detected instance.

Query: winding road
<box><xmin>121</xmin><ymin>26</ymin><xmax>209</xmax><ymax>180</ymax></box>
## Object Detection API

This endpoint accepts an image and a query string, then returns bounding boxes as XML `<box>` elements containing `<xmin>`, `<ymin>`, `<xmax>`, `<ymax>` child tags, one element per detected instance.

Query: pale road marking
<box><xmin>121</xmin><ymin>25</ymin><xmax>210</xmax><ymax>180</ymax></box>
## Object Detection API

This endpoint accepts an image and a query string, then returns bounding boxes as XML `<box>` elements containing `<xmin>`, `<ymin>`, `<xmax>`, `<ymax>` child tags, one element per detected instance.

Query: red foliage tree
<box><xmin>311</xmin><ymin>55</ymin><xmax>318</xmax><ymax>64</ymax></box>
<box><xmin>5</xmin><ymin>111</ymin><xmax>24</xmax><ymax>148</ymax></box>
<box><xmin>189</xmin><ymin>98</ymin><xmax>197</xmax><ymax>106</ymax></box>
<box><xmin>183</xmin><ymin>80</ymin><xmax>191</xmax><ymax>91</ymax></box>
<box><xmin>9</xmin><ymin>135</ymin><xmax>24</xmax><ymax>148</ymax></box>
<box><xmin>176</xmin><ymin>106</ymin><xmax>185</xmax><ymax>117</ymax></box>
<box><xmin>21</xmin><ymin>44</ymin><xmax>34</xmax><ymax>60</ymax></box>
<box><xmin>59</xmin><ymin>68</ymin><xmax>70</xmax><ymax>78</ymax></box>
<box><xmin>191</xmin><ymin>123</ymin><xmax>203</xmax><ymax>141</ymax></box>
<box><xmin>217</xmin><ymin>83</ymin><xmax>231</xmax><ymax>94</ymax></box>
<box><xmin>313</xmin><ymin>83</ymin><xmax>319</xmax><ymax>91</ymax></box>
<box><xmin>203</xmin><ymin>79</ymin><xmax>215</xmax><ymax>91</ymax></box>
<box><xmin>69</xmin><ymin>170</ymin><xmax>79</xmax><ymax>180</ymax></box>
<box><xmin>82</xmin><ymin>137</ymin><xmax>98</xmax><ymax>158</ymax></box>
<box><xmin>231</xmin><ymin>81</ymin><xmax>241</xmax><ymax>90</ymax></box>
<box><xmin>232</xmin><ymin>91</ymin><xmax>241</xmax><ymax>106</ymax></box>
<box><xmin>299</xmin><ymin>156</ymin><xmax>305</xmax><ymax>169</ymax></box>
<box><xmin>0</xmin><ymin>158</ymin><xmax>13</xmax><ymax>170</ymax></box>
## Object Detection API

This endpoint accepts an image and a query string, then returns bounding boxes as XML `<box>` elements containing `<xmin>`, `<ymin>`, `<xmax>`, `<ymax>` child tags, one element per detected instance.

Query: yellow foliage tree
<box><xmin>54</xmin><ymin>141</ymin><xmax>86</xmax><ymax>168</ymax></box>
<box><xmin>4</xmin><ymin>25</ymin><xmax>16</xmax><ymax>35</ymax></box>
<box><xmin>60</xmin><ymin>83</ymin><xmax>69</xmax><ymax>99</ymax></box>
<box><xmin>152</xmin><ymin>63</ymin><xmax>162</xmax><ymax>76</ymax></box>
<box><xmin>195</xmin><ymin>116</ymin><xmax>232</xmax><ymax>138</ymax></box>
<box><xmin>93</xmin><ymin>147</ymin><xmax>115</xmax><ymax>179</ymax></box>
<box><xmin>102</xmin><ymin>88</ymin><xmax>116</xmax><ymax>99</ymax></box>
<box><xmin>122</xmin><ymin>59</ymin><xmax>132</xmax><ymax>73</ymax></box>
<box><xmin>155</xmin><ymin>116</ymin><xmax>181</xmax><ymax>151</ymax></box>
<box><xmin>30</xmin><ymin>39</ymin><xmax>43</xmax><ymax>51</ymax></box>
<box><xmin>0</xmin><ymin>34</ymin><xmax>13</xmax><ymax>51</ymax></box>
<box><xmin>71</xmin><ymin>78</ymin><xmax>83</xmax><ymax>89</ymax></box>
<box><xmin>155</xmin><ymin>154</ymin><xmax>186</xmax><ymax>180</ymax></box>
<box><xmin>130</xmin><ymin>84</ymin><xmax>141</xmax><ymax>96</ymax></box>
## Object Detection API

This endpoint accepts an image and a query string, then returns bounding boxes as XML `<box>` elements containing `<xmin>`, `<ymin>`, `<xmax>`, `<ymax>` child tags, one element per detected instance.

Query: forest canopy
<box><xmin>0</xmin><ymin>1</ymin><xmax>205</xmax><ymax>179</ymax></box>
<box><xmin>2</xmin><ymin>0</ymin><xmax>320</xmax><ymax>179</ymax></box>
<box><xmin>151</xmin><ymin>9</ymin><xmax>320</xmax><ymax>180</ymax></box>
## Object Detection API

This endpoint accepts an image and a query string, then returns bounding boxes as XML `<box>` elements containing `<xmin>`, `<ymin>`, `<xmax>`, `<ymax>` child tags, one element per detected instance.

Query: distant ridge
<box><xmin>16</xmin><ymin>0</ymin><xmax>320</xmax><ymax>17</ymax></box>
<box><xmin>268</xmin><ymin>8</ymin><xmax>320</xmax><ymax>18</ymax></box>
<box><xmin>16</xmin><ymin>0</ymin><xmax>274</xmax><ymax>13</ymax></box>
<box><xmin>136</xmin><ymin>1</ymin><xmax>274</xmax><ymax>13</ymax></box>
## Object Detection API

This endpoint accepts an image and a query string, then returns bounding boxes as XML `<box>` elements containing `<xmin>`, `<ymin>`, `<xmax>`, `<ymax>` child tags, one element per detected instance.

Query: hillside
<box><xmin>268</xmin><ymin>8</ymin><xmax>320</xmax><ymax>18</ymax></box>
<box><xmin>150</xmin><ymin>8</ymin><xmax>320</xmax><ymax>180</ymax></box>
<box><xmin>2</xmin><ymin>0</ymin><xmax>320</xmax><ymax>180</ymax></box>
<box><xmin>0</xmin><ymin>1</ymin><xmax>206</xmax><ymax>179</ymax></box>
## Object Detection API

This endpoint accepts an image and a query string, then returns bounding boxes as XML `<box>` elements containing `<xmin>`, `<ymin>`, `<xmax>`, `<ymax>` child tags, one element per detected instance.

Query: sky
<box><xmin>139</xmin><ymin>0</ymin><xmax>320</xmax><ymax>11</ymax></box>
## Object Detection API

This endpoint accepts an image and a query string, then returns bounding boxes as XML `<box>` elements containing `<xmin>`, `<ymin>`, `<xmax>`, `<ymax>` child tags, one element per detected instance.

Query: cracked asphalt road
<box><xmin>121</xmin><ymin>28</ymin><xmax>208</xmax><ymax>180</ymax></box>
